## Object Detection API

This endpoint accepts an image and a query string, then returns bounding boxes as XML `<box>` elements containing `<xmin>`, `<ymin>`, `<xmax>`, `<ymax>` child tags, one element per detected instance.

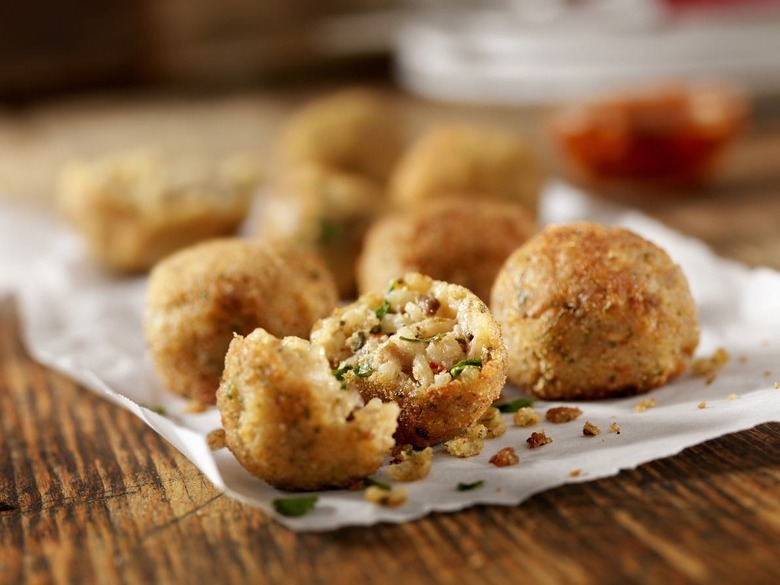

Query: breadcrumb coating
<box><xmin>390</xmin><ymin>124</ymin><xmax>543</xmax><ymax>214</ymax></box>
<box><xmin>58</xmin><ymin>149</ymin><xmax>259</xmax><ymax>272</ymax></box>
<box><xmin>357</xmin><ymin>198</ymin><xmax>536</xmax><ymax>302</ymax></box>
<box><xmin>144</xmin><ymin>238</ymin><xmax>338</xmax><ymax>404</ymax></box>
<box><xmin>491</xmin><ymin>222</ymin><xmax>699</xmax><ymax>400</ymax></box>
<box><xmin>278</xmin><ymin>88</ymin><xmax>404</xmax><ymax>183</ymax></box>
<box><xmin>217</xmin><ymin>328</ymin><xmax>399</xmax><ymax>491</ymax></box>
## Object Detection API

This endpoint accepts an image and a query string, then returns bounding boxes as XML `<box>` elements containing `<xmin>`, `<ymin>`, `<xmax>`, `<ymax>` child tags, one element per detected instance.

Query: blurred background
<box><xmin>2</xmin><ymin>0</ymin><xmax>780</xmax><ymax>209</ymax></box>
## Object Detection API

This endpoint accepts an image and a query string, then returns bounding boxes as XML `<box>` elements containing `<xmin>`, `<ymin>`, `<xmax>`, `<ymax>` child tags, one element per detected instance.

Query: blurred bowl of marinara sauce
<box><xmin>549</xmin><ymin>81</ymin><xmax>748</xmax><ymax>191</ymax></box>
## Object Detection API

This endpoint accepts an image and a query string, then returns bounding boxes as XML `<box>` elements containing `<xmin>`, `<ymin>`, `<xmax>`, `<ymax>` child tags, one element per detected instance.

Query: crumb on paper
<box><xmin>727</xmin><ymin>393</ymin><xmax>739</xmax><ymax>401</ymax></box>
<box><xmin>764</xmin><ymin>370</ymin><xmax>772</xmax><ymax>377</ymax></box>
<box><xmin>365</xmin><ymin>485</ymin><xmax>407</xmax><ymax>507</ymax></box>
<box><xmin>207</xmin><ymin>428</ymin><xmax>226</xmax><ymax>450</ymax></box>
<box><xmin>387</xmin><ymin>447</ymin><xmax>433</xmax><ymax>482</ymax></box>
<box><xmin>690</xmin><ymin>347</ymin><xmax>729</xmax><ymax>384</ymax></box>
<box><xmin>775</xmin><ymin>382</ymin><xmax>780</xmax><ymax>389</ymax></box>
<box><xmin>609</xmin><ymin>422</ymin><xmax>621</xmax><ymax>434</ymax></box>
<box><xmin>444</xmin><ymin>424</ymin><xmax>487</xmax><ymax>458</ymax></box>
<box><xmin>634</xmin><ymin>398</ymin><xmax>657</xmax><ymax>413</ymax></box>
<box><xmin>698</xmin><ymin>401</ymin><xmax>707</xmax><ymax>409</ymax></box>
<box><xmin>479</xmin><ymin>407</ymin><xmax>507</xmax><ymax>438</ymax></box>
<box><xmin>526</xmin><ymin>430</ymin><xmax>552</xmax><ymax>449</ymax></box>
<box><xmin>489</xmin><ymin>447</ymin><xmax>520</xmax><ymax>467</ymax></box>
<box><xmin>738</xmin><ymin>355</ymin><xmax>748</xmax><ymax>364</ymax></box>
<box><xmin>545</xmin><ymin>406</ymin><xmax>583</xmax><ymax>424</ymax></box>
<box><xmin>582</xmin><ymin>421</ymin><xmax>601</xmax><ymax>436</ymax></box>
<box><xmin>569</xmin><ymin>469</ymin><xmax>582</xmax><ymax>477</ymax></box>
<box><xmin>513</xmin><ymin>406</ymin><xmax>541</xmax><ymax>427</ymax></box>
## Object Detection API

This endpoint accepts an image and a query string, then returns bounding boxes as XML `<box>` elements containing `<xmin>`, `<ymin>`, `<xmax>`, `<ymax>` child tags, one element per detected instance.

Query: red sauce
<box><xmin>551</xmin><ymin>83</ymin><xmax>747</xmax><ymax>186</ymax></box>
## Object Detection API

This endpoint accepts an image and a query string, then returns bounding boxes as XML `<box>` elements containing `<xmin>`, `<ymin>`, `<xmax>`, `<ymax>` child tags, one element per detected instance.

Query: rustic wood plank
<box><xmin>1</xmin><ymin>295</ymin><xmax>779</xmax><ymax>585</ymax></box>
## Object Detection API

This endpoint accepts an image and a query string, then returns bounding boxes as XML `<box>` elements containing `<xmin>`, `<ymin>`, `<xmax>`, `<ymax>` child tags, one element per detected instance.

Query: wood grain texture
<box><xmin>2</xmin><ymin>88</ymin><xmax>780</xmax><ymax>585</ymax></box>
<box><xmin>1</xmin><ymin>295</ymin><xmax>779</xmax><ymax>585</ymax></box>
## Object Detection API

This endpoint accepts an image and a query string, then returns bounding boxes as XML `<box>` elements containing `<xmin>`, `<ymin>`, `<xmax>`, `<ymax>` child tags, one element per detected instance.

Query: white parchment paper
<box><xmin>2</xmin><ymin>182</ymin><xmax>779</xmax><ymax>531</ymax></box>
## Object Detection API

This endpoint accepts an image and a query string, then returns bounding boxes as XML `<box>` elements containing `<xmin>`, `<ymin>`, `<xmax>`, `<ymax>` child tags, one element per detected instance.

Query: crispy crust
<box><xmin>357</xmin><ymin>198</ymin><xmax>536</xmax><ymax>301</ymax></box>
<box><xmin>58</xmin><ymin>150</ymin><xmax>259</xmax><ymax>272</ymax></box>
<box><xmin>389</xmin><ymin>125</ymin><xmax>543</xmax><ymax>214</ymax></box>
<box><xmin>258</xmin><ymin>162</ymin><xmax>383</xmax><ymax>298</ymax></box>
<box><xmin>490</xmin><ymin>222</ymin><xmax>700</xmax><ymax>400</ymax></box>
<box><xmin>311</xmin><ymin>272</ymin><xmax>508</xmax><ymax>447</ymax></box>
<box><xmin>144</xmin><ymin>238</ymin><xmax>338</xmax><ymax>405</ymax></box>
<box><xmin>217</xmin><ymin>329</ymin><xmax>399</xmax><ymax>491</ymax></box>
<box><xmin>278</xmin><ymin>88</ymin><xmax>404</xmax><ymax>183</ymax></box>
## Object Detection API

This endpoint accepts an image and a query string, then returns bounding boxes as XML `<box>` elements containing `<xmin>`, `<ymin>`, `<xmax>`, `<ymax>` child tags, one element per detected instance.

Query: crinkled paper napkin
<box><xmin>1</xmin><ymin>181</ymin><xmax>779</xmax><ymax>531</ymax></box>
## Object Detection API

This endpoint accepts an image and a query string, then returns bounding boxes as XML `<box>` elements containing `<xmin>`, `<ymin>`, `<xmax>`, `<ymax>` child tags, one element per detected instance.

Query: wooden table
<box><xmin>1</xmin><ymin>85</ymin><xmax>780</xmax><ymax>585</ymax></box>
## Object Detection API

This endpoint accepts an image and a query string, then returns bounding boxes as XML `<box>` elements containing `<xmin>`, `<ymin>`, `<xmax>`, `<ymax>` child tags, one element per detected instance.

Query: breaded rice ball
<box><xmin>490</xmin><ymin>222</ymin><xmax>699</xmax><ymax>400</ymax></box>
<box><xmin>217</xmin><ymin>329</ymin><xmax>399</xmax><ymax>491</ymax></box>
<box><xmin>58</xmin><ymin>149</ymin><xmax>260</xmax><ymax>272</ymax></box>
<box><xmin>389</xmin><ymin>125</ymin><xmax>544</xmax><ymax>214</ymax></box>
<box><xmin>357</xmin><ymin>198</ymin><xmax>537</xmax><ymax>302</ymax></box>
<box><xmin>311</xmin><ymin>273</ymin><xmax>508</xmax><ymax>447</ymax></box>
<box><xmin>278</xmin><ymin>88</ymin><xmax>404</xmax><ymax>183</ymax></box>
<box><xmin>144</xmin><ymin>239</ymin><xmax>338</xmax><ymax>405</ymax></box>
<box><xmin>258</xmin><ymin>162</ymin><xmax>383</xmax><ymax>298</ymax></box>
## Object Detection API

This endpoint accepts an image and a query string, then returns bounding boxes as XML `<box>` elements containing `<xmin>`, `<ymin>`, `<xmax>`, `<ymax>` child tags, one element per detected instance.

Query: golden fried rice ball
<box><xmin>357</xmin><ymin>198</ymin><xmax>537</xmax><ymax>302</ymax></box>
<box><xmin>311</xmin><ymin>272</ymin><xmax>508</xmax><ymax>447</ymax></box>
<box><xmin>217</xmin><ymin>329</ymin><xmax>399</xmax><ymax>491</ymax></box>
<box><xmin>278</xmin><ymin>89</ymin><xmax>404</xmax><ymax>183</ymax></box>
<box><xmin>258</xmin><ymin>162</ymin><xmax>383</xmax><ymax>298</ymax></box>
<box><xmin>389</xmin><ymin>125</ymin><xmax>544</xmax><ymax>214</ymax></box>
<box><xmin>490</xmin><ymin>222</ymin><xmax>700</xmax><ymax>400</ymax></box>
<box><xmin>144</xmin><ymin>239</ymin><xmax>338</xmax><ymax>405</ymax></box>
<box><xmin>58</xmin><ymin>149</ymin><xmax>260</xmax><ymax>272</ymax></box>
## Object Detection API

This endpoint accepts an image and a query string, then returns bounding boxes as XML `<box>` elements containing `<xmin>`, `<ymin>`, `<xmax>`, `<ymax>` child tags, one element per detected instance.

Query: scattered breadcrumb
<box><xmin>526</xmin><ymin>430</ymin><xmax>552</xmax><ymax>449</ymax></box>
<box><xmin>738</xmin><ymin>355</ymin><xmax>748</xmax><ymax>364</ymax></box>
<box><xmin>775</xmin><ymin>382</ymin><xmax>780</xmax><ymax>389</ymax></box>
<box><xmin>582</xmin><ymin>421</ymin><xmax>601</xmax><ymax>436</ymax></box>
<box><xmin>513</xmin><ymin>406</ymin><xmax>541</xmax><ymax>427</ymax></box>
<box><xmin>365</xmin><ymin>485</ymin><xmax>407</xmax><ymax>507</ymax></box>
<box><xmin>609</xmin><ymin>422</ymin><xmax>621</xmax><ymax>434</ymax></box>
<box><xmin>764</xmin><ymin>370</ymin><xmax>772</xmax><ymax>377</ymax></box>
<box><xmin>691</xmin><ymin>347</ymin><xmax>729</xmax><ymax>384</ymax></box>
<box><xmin>480</xmin><ymin>407</ymin><xmax>507</xmax><ymax>438</ymax></box>
<box><xmin>444</xmin><ymin>424</ymin><xmax>487</xmax><ymax>457</ymax></box>
<box><xmin>489</xmin><ymin>447</ymin><xmax>520</xmax><ymax>467</ymax></box>
<box><xmin>387</xmin><ymin>447</ymin><xmax>433</xmax><ymax>482</ymax></box>
<box><xmin>545</xmin><ymin>406</ymin><xmax>583</xmax><ymax>424</ymax></box>
<box><xmin>634</xmin><ymin>398</ymin><xmax>657</xmax><ymax>413</ymax></box>
<box><xmin>207</xmin><ymin>428</ymin><xmax>226</xmax><ymax>450</ymax></box>
<box><xmin>569</xmin><ymin>469</ymin><xmax>582</xmax><ymax>477</ymax></box>
<box><xmin>727</xmin><ymin>393</ymin><xmax>739</xmax><ymax>400</ymax></box>
<box><xmin>698</xmin><ymin>401</ymin><xmax>707</xmax><ymax>409</ymax></box>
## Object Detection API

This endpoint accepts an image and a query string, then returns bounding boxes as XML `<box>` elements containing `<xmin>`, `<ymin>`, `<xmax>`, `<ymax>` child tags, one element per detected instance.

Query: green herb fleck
<box><xmin>373</xmin><ymin>299</ymin><xmax>391</xmax><ymax>320</ymax></box>
<box><xmin>145</xmin><ymin>405</ymin><xmax>167</xmax><ymax>416</ymax></box>
<box><xmin>449</xmin><ymin>358</ymin><xmax>483</xmax><ymax>378</ymax></box>
<box><xmin>364</xmin><ymin>477</ymin><xmax>392</xmax><ymax>491</ymax></box>
<box><xmin>494</xmin><ymin>398</ymin><xmax>536</xmax><ymax>413</ymax></box>
<box><xmin>399</xmin><ymin>333</ymin><xmax>445</xmax><ymax>343</ymax></box>
<box><xmin>272</xmin><ymin>496</ymin><xmax>318</xmax><ymax>517</ymax></box>
<box><xmin>456</xmin><ymin>480</ymin><xmax>485</xmax><ymax>492</ymax></box>
<box><xmin>332</xmin><ymin>363</ymin><xmax>352</xmax><ymax>381</ymax></box>
<box><xmin>370</xmin><ymin>324</ymin><xmax>382</xmax><ymax>334</ymax></box>
<box><xmin>351</xmin><ymin>331</ymin><xmax>367</xmax><ymax>351</ymax></box>
<box><xmin>317</xmin><ymin>219</ymin><xmax>339</xmax><ymax>245</ymax></box>
<box><xmin>224</xmin><ymin>381</ymin><xmax>237</xmax><ymax>399</ymax></box>
<box><xmin>354</xmin><ymin>363</ymin><xmax>375</xmax><ymax>377</ymax></box>
<box><xmin>388</xmin><ymin>278</ymin><xmax>400</xmax><ymax>292</ymax></box>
